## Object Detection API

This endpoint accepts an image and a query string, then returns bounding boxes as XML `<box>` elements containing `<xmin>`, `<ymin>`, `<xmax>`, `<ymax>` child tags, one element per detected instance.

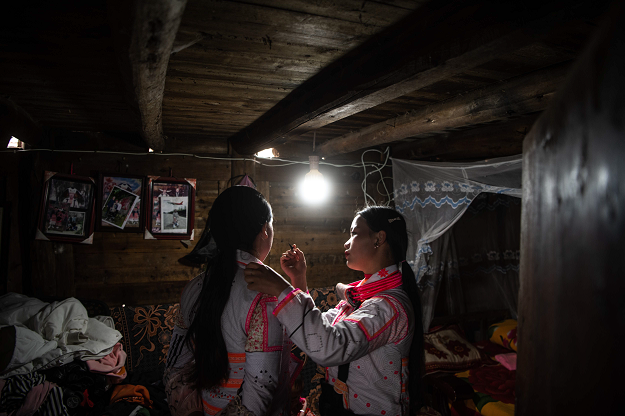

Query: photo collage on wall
<box><xmin>37</xmin><ymin>172</ymin><xmax>195</xmax><ymax>243</ymax></box>
<box><xmin>40</xmin><ymin>174</ymin><xmax>94</xmax><ymax>240</ymax></box>
<box><xmin>44</xmin><ymin>177</ymin><xmax>93</xmax><ymax>237</ymax></box>
<box><xmin>99</xmin><ymin>175</ymin><xmax>143</xmax><ymax>231</ymax></box>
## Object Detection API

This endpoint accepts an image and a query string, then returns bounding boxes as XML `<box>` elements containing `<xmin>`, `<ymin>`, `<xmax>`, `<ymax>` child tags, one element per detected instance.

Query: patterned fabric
<box><xmin>424</xmin><ymin>325</ymin><xmax>483</xmax><ymax>374</ymax></box>
<box><xmin>454</xmin><ymin>365</ymin><xmax>516</xmax><ymax>416</ymax></box>
<box><xmin>487</xmin><ymin>320</ymin><xmax>518</xmax><ymax>352</ymax></box>
<box><xmin>110</xmin><ymin>303</ymin><xmax>179</xmax><ymax>373</ymax></box>
<box><xmin>0</xmin><ymin>372</ymin><xmax>68</xmax><ymax>416</ymax></box>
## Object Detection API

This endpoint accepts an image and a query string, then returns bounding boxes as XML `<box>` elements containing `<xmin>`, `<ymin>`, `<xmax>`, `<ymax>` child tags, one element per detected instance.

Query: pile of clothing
<box><xmin>0</xmin><ymin>294</ymin><xmax>167</xmax><ymax>416</ymax></box>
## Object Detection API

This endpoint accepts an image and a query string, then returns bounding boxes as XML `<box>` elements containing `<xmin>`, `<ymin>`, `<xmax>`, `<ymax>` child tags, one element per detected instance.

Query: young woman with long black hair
<box><xmin>165</xmin><ymin>186</ymin><xmax>295</xmax><ymax>416</ymax></box>
<box><xmin>245</xmin><ymin>206</ymin><xmax>425</xmax><ymax>416</ymax></box>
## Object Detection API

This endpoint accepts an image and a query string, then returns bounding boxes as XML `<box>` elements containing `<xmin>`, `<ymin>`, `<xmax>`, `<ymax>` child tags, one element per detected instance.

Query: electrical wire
<box><xmin>3</xmin><ymin>146</ymin><xmax>397</xmax><ymax>205</ymax></box>
<box><xmin>360</xmin><ymin>147</ymin><xmax>392</xmax><ymax>206</ymax></box>
<box><xmin>0</xmin><ymin>148</ymin><xmax>390</xmax><ymax>169</ymax></box>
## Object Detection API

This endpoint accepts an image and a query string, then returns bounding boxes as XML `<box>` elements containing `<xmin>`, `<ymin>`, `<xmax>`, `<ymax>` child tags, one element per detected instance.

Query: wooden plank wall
<box><xmin>0</xmin><ymin>151</ymin><xmax>390</xmax><ymax>305</ymax></box>
<box><xmin>0</xmin><ymin>151</ymin><xmax>230</xmax><ymax>306</ymax></box>
<box><xmin>517</xmin><ymin>2</ymin><xmax>625</xmax><ymax>414</ymax></box>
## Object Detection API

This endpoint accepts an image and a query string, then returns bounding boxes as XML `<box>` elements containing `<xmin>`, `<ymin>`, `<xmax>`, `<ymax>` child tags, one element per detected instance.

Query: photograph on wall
<box><xmin>44</xmin><ymin>202</ymin><xmax>71</xmax><ymax>235</ymax></box>
<box><xmin>49</xmin><ymin>178</ymin><xmax>93</xmax><ymax>210</ymax></box>
<box><xmin>160</xmin><ymin>196</ymin><xmax>188</xmax><ymax>233</ymax></box>
<box><xmin>145</xmin><ymin>177</ymin><xmax>195</xmax><ymax>240</ymax></box>
<box><xmin>101</xmin><ymin>185</ymin><xmax>140</xmax><ymax>229</ymax></box>
<box><xmin>96</xmin><ymin>174</ymin><xmax>144</xmax><ymax>232</ymax></box>
<box><xmin>36</xmin><ymin>172</ymin><xmax>95</xmax><ymax>244</ymax></box>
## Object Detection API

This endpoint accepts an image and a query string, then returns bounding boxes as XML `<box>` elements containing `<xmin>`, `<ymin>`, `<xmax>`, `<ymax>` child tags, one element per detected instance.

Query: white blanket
<box><xmin>0</xmin><ymin>293</ymin><xmax>122</xmax><ymax>377</ymax></box>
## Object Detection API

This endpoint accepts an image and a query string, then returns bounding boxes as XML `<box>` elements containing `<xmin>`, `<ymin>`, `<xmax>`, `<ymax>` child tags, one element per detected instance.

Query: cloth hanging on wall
<box><xmin>392</xmin><ymin>155</ymin><xmax>522</xmax><ymax>330</ymax></box>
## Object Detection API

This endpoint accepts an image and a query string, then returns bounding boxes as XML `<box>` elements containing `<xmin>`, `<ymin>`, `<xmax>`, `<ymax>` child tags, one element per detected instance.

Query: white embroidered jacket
<box><xmin>165</xmin><ymin>251</ymin><xmax>293</xmax><ymax>416</ymax></box>
<box><xmin>274</xmin><ymin>265</ymin><xmax>414</xmax><ymax>416</ymax></box>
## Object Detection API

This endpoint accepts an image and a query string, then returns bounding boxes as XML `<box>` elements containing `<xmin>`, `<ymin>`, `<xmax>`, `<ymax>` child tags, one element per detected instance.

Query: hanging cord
<box><xmin>1</xmin><ymin>148</ymin><xmax>390</xmax><ymax>169</ymax></box>
<box><xmin>361</xmin><ymin>147</ymin><xmax>392</xmax><ymax>206</ymax></box>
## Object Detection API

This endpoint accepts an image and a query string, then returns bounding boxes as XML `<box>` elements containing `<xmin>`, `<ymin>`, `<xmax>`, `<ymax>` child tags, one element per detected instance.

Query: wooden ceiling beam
<box><xmin>0</xmin><ymin>97</ymin><xmax>45</xmax><ymax>147</ymax></box>
<box><xmin>107</xmin><ymin>0</ymin><xmax>188</xmax><ymax>151</ymax></box>
<box><xmin>318</xmin><ymin>62</ymin><xmax>568</xmax><ymax>156</ymax></box>
<box><xmin>390</xmin><ymin>114</ymin><xmax>539</xmax><ymax>161</ymax></box>
<box><xmin>229</xmin><ymin>0</ymin><xmax>609</xmax><ymax>155</ymax></box>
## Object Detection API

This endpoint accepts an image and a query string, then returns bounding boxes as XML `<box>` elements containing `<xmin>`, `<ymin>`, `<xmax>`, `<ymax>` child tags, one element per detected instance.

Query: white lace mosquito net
<box><xmin>392</xmin><ymin>155</ymin><xmax>522</xmax><ymax>331</ymax></box>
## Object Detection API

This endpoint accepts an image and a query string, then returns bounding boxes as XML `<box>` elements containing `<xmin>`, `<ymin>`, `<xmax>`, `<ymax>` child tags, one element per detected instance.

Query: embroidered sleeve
<box><xmin>273</xmin><ymin>290</ymin><xmax>411</xmax><ymax>367</ymax></box>
<box><xmin>343</xmin><ymin>295</ymin><xmax>410</xmax><ymax>352</ymax></box>
<box><xmin>272</xmin><ymin>290</ymin><xmax>368</xmax><ymax>367</ymax></box>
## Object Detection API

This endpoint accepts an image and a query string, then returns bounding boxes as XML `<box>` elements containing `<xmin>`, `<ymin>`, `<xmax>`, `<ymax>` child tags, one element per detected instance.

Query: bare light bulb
<box><xmin>300</xmin><ymin>155</ymin><xmax>329</xmax><ymax>204</ymax></box>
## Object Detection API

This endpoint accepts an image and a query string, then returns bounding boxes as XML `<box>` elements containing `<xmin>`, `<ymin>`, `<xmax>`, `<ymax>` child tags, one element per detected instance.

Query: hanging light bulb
<box><xmin>300</xmin><ymin>155</ymin><xmax>329</xmax><ymax>204</ymax></box>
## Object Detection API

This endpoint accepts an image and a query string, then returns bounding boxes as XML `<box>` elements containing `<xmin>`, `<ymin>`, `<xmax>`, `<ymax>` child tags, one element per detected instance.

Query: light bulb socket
<box><xmin>308</xmin><ymin>155</ymin><xmax>320</xmax><ymax>170</ymax></box>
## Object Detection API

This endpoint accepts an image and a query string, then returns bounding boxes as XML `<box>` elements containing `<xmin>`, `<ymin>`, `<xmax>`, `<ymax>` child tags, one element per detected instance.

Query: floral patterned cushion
<box><xmin>424</xmin><ymin>325</ymin><xmax>483</xmax><ymax>374</ymax></box>
<box><xmin>110</xmin><ymin>303</ymin><xmax>179</xmax><ymax>374</ymax></box>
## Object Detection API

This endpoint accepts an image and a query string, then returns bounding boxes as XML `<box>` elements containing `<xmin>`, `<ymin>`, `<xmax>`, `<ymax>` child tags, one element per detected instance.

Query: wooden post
<box><xmin>518</xmin><ymin>2</ymin><xmax>625</xmax><ymax>415</ymax></box>
<box><xmin>107</xmin><ymin>0</ymin><xmax>188</xmax><ymax>151</ymax></box>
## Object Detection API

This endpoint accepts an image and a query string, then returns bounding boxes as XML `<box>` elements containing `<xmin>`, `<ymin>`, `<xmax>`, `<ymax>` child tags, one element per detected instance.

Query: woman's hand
<box><xmin>280</xmin><ymin>245</ymin><xmax>307</xmax><ymax>291</ymax></box>
<box><xmin>244</xmin><ymin>262</ymin><xmax>292</xmax><ymax>297</ymax></box>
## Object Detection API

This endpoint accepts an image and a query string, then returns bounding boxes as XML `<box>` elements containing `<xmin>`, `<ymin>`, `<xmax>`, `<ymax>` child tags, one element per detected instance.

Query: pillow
<box><xmin>488</xmin><ymin>319</ymin><xmax>518</xmax><ymax>352</ymax></box>
<box><xmin>424</xmin><ymin>325</ymin><xmax>483</xmax><ymax>373</ymax></box>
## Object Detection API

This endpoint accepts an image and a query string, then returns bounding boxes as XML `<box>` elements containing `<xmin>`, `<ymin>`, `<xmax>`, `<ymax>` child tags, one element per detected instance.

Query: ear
<box><xmin>376</xmin><ymin>230</ymin><xmax>387</xmax><ymax>245</ymax></box>
<box><xmin>261</xmin><ymin>222</ymin><xmax>270</xmax><ymax>240</ymax></box>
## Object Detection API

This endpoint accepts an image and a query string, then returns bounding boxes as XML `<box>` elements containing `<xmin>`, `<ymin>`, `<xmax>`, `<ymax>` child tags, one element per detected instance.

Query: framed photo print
<box><xmin>144</xmin><ymin>176</ymin><xmax>196</xmax><ymax>240</ymax></box>
<box><xmin>96</xmin><ymin>174</ymin><xmax>145</xmax><ymax>232</ymax></box>
<box><xmin>36</xmin><ymin>171</ymin><xmax>96</xmax><ymax>244</ymax></box>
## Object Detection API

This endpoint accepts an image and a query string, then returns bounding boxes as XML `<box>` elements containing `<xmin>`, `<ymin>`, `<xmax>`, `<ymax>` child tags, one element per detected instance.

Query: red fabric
<box><xmin>468</xmin><ymin>366</ymin><xmax>516</xmax><ymax>404</ymax></box>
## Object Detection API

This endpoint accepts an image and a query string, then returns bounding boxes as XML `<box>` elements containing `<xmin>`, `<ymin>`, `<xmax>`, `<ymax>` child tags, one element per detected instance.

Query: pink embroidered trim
<box><xmin>332</xmin><ymin>303</ymin><xmax>352</xmax><ymax>326</ymax></box>
<box><xmin>290</xmin><ymin>352</ymin><xmax>304</xmax><ymax>385</ymax></box>
<box><xmin>260</xmin><ymin>296</ymin><xmax>281</xmax><ymax>352</ymax></box>
<box><xmin>344</xmin><ymin>297</ymin><xmax>398</xmax><ymax>341</ymax></box>
<box><xmin>245</xmin><ymin>293</ymin><xmax>264</xmax><ymax>334</ymax></box>
<box><xmin>385</xmin><ymin>295</ymin><xmax>410</xmax><ymax>345</ymax></box>
<box><xmin>273</xmin><ymin>289</ymin><xmax>301</xmax><ymax>316</ymax></box>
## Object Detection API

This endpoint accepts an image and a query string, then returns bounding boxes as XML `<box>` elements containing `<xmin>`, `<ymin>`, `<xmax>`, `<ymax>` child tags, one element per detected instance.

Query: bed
<box><xmin>422</xmin><ymin>316</ymin><xmax>518</xmax><ymax>416</ymax></box>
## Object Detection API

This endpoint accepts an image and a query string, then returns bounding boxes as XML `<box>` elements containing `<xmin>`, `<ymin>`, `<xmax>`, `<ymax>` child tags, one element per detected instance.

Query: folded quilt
<box><xmin>0</xmin><ymin>293</ymin><xmax>121</xmax><ymax>377</ymax></box>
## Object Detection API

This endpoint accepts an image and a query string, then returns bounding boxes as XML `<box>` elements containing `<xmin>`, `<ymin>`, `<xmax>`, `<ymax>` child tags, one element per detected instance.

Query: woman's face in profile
<box><xmin>344</xmin><ymin>215</ymin><xmax>376</xmax><ymax>272</ymax></box>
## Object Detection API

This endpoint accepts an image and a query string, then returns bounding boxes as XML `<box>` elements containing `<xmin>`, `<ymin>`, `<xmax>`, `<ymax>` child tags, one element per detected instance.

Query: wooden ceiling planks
<box><xmin>163</xmin><ymin>0</ymin><xmax>421</xmax><ymax>144</ymax></box>
<box><xmin>0</xmin><ymin>0</ymin><xmax>610</xmax><ymax>162</ymax></box>
<box><xmin>0</xmin><ymin>1</ymin><xmax>136</xmax><ymax>139</ymax></box>
<box><xmin>227</xmin><ymin>0</ymin><xmax>608</xmax><ymax>155</ymax></box>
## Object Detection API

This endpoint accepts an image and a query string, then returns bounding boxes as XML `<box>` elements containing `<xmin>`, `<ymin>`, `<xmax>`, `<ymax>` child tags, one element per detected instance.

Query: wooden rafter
<box><xmin>319</xmin><ymin>62</ymin><xmax>568</xmax><ymax>156</ymax></box>
<box><xmin>228</xmin><ymin>0</ymin><xmax>609</xmax><ymax>155</ymax></box>
<box><xmin>108</xmin><ymin>0</ymin><xmax>188</xmax><ymax>151</ymax></box>
<box><xmin>391</xmin><ymin>114</ymin><xmax>539</xmax><ymax>161</ymax></box>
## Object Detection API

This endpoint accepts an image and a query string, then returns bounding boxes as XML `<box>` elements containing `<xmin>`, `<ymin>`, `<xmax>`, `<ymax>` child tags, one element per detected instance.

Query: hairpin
<box><xmin>388</xmin><ymin>217</ymin><xmax>401</xmax><ymax>223</ymax></box>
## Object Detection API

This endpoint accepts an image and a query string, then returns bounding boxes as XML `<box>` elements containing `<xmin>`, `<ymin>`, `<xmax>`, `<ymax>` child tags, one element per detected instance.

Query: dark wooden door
<box><xmin>518</xmin><ymin>2</ymin><xmax>625</xmax><ymax>415</ymax></box>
